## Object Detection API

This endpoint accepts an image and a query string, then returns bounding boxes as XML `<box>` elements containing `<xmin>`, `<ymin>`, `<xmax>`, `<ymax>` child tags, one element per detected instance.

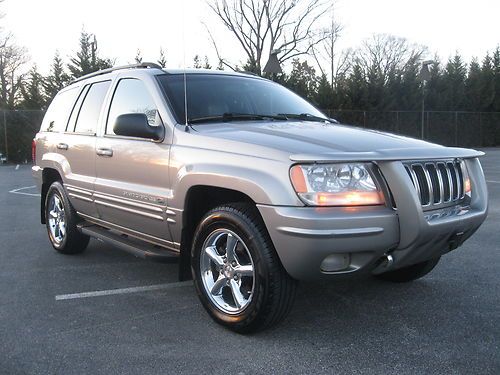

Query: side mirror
<box><xmin>113</xmin><ymin>113</ymin><xmax>164</xmax><ymax>141</ymax></box>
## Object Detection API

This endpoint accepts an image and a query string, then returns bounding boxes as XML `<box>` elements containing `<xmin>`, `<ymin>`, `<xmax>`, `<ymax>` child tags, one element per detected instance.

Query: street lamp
<box><xmin>420</xmin><ymin>60</ymin><xmax>435</xmax><ymax>139</ymax></box>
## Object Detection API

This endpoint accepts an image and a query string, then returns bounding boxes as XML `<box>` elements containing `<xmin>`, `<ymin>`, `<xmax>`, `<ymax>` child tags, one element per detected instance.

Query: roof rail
<box><xmin>71</xmin><ymin>62</ymin><xmax>163</xmax><ymax>84</ymax></box>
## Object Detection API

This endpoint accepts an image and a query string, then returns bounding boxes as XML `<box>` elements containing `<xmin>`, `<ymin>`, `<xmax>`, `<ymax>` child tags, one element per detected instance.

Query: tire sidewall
<box><xmin>45</xmin><ymin>182</ymin><xmax>68</xmax><ymax>250</ymax></box>
<box><xmin>191</xmin><ymin>209</ymin><xmax>269</xmax><ymax>329</ymax></box>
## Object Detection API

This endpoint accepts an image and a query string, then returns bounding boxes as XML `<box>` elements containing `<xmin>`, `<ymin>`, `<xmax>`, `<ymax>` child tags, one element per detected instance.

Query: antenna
<box><xmin>181</xmin><ymin>1</ymin><xmax>189</xmax><ymax>131</ymax></box>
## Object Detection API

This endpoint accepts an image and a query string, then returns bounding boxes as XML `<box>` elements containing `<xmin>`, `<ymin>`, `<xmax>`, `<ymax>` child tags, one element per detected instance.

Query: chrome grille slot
<box><xmin>404</xmin><ymin>159</ymin><xmax>466</xmax><ymax>209</ymax></box>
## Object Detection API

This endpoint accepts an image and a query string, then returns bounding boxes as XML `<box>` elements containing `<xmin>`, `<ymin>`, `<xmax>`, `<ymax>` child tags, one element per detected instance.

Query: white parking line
<box><xmin>8</xmin><ymin>185</ymin><xmax>40</xmax><ymax>197</ymax></box>
<box><xmin>55</xmin><ymin>281</ymin><xmax>193</xmax><ymax>301</ymax></box>
<box><xmin>486</xmin><ymin>180</ymin><xmax>500</xmax><ymax>184</ymax></box>
<box><xmin>15</xmin><ymin>164</ymin><xmax>19</xmax><ymax>170</ymax></box>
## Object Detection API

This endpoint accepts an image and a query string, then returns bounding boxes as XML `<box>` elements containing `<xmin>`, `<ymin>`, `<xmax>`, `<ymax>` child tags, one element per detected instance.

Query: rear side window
<box><xmin>40</xmin><ymin>87</ymin><xmax>79</xmax><ymax>132</ymax></box>
<box><xmin>73</xmin><ymin>80</ymin><xmax>111</xmax><ymax>134</ymax></box>
<box><xmin>106</xmin><ymin>78</ymin><xmax>158</xmax><ymax>135</ymax></box>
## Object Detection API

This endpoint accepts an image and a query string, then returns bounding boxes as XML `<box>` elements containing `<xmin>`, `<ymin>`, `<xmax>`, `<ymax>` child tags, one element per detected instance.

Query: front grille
<box><xmin>404</xmin><ymin>160</ymin><xmax>466</xmax><ymax>208</ymax></box>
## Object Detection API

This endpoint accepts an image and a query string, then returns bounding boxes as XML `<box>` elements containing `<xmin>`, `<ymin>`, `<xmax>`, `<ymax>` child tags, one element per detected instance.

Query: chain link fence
<box><xmin>0</xmin><ymin>110</ymin><xmax>45</xmax><ymax>163</ymax></box>
<box><xmin>325</xmin><ymin>110</ymin><xmax>500</xmax><ymax>148</ymax></box>
<box><xmin>0</xmin><ymin>109</ymin><xmax>499</xmax><ymax>164</ymax></box>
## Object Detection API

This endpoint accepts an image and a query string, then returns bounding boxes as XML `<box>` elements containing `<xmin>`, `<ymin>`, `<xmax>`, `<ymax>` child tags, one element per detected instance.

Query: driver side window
<box><xmin>106</xmin><ymin>78</ymin><xmax>158</xmax><ymax>135</ymax></box>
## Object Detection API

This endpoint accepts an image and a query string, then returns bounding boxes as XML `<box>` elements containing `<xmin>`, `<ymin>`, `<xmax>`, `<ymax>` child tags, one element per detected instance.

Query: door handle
<box><xmin>57</xmin><ymin>143</ymin><xmax>68</xmax><ymax>150</ymax></box>
<box><xmin>96</xmin><ymin>148</ymin><xmax>113</xmax><ymax>157</ymax></box>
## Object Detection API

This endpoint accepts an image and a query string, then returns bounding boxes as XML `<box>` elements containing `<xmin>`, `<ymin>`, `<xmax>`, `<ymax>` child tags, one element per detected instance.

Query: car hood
<box><xmin>191</xmin><ymin>121</ymin><xmax>482</xmax><ymax>162</ymax></box>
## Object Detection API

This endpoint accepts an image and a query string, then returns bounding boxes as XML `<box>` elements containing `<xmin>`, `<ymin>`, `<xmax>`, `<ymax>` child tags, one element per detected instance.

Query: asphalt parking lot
<box><xmin>1</xmin><ymin>150</ymin><xmax>499</xmax><ymax>375</ymax></box>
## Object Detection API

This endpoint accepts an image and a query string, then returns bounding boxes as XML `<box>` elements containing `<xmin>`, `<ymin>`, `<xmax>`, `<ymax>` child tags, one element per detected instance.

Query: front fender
<box><xmin>170</xmin><ymin>161</ymin><xmax>302</xmax><ymax>209</ymax></box>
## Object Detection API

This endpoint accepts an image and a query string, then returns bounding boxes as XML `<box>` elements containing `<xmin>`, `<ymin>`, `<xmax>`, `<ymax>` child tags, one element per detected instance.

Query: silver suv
<box><xmin>33</xmin><ymin>63</ymin><xmax>488</xmax><ymax>332</ymax></box>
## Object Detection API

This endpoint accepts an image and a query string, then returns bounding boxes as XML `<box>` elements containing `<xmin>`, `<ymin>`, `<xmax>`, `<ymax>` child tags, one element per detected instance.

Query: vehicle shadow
<box><xmin>260</xmin><ymin>271</ymin><xmax>459</xmax><ymax>340</ymax></box>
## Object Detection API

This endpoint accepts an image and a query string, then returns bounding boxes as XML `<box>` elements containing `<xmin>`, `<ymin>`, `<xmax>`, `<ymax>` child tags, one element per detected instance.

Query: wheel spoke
<box><xmin>49</xmin><ymin>210</ymin><xmax>58</xmax><ymax>219</ymax></box>
<box><xmin>229</xmin><ymin>279</ymin><xmax>245</xmax><ymax>309</ymax></box>
<box><xmin>59</xmin><ymin>222</ymin><xmax>66</xmax><ymax>237</ymax></box>
<box><xmin>225</xmin><ymin>234</ymin><xmax>238</xmax><ymax>263</ymax></box>
<box><xmin>54</xmin><ymin>196</ymin><xmax>62</xmax><ymax>212</ymax></box>
<box><xmin>54</xmin><ymin>223</ymin><xmax>60</xmax><ymax>239</ymax></box>
<box><xmin>204</xmin><ymin>246</ymin><xmax>224</xmax><ymax>268</ymax></box>
<box><xmin>210</xmin><ymin>275</ymin><xmax>227</xmax><ymax>296</ymax></box>
<box><xmin>235</xmin><ymin>264</ymin><xmax>253</xmax><ymax>277</ymax></box>
<box><xmin>200</xmin><ymin>229</ymin><xmax>255</xmax><ymax>314</ymax></box>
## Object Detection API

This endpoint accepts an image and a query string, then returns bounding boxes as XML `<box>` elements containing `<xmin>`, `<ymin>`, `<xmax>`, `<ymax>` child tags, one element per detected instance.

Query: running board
<box><xmin>77</xmin><ymin>223</ymin><xmax>179</xmax><ymax>263</ymax></box>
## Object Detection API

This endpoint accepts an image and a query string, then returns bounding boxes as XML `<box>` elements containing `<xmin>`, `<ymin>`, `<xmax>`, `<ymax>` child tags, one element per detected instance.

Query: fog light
<box><xmin>320</xmin><ymin>253</ymin><xmax>351</xmax><ymax>272</ymax></box>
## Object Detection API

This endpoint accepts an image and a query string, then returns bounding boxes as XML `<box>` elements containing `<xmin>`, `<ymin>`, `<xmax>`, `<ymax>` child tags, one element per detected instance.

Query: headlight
<box><xmin>290</xmin><ymin>163</ymin><xmax>385</xmax><ymax>206</ymax></box>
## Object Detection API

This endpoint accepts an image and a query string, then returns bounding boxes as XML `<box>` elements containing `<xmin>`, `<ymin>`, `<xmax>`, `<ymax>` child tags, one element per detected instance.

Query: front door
<box><xmin>94</xmin><ymin>78</ymin><xmax>172</xmax><ymax>244</ymax></box>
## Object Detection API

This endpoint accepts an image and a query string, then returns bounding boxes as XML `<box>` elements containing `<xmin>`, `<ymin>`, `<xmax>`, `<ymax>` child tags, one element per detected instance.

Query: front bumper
<box><xmin>258</xmin><ymin>158</ymin><xmax>488</xmax><ymax>281</ymax></box>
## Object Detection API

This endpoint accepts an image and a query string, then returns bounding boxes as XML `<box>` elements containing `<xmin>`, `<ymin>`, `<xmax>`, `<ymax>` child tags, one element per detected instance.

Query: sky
<box><xmin>2</xmin><ymin>0</ymin><xmax>500</xmax><ymax>75</ymax></box>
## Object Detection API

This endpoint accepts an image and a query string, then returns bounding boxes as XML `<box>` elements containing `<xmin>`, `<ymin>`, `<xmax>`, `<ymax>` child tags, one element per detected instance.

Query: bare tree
<box><xmin>353</xmin><ymin>34</ymin><xmax>427</xmax><ymax>84</ymax></box>
<box><xmin>0</xmin><ymin>34</ymin><xmax>28</xmax><ymax>109</ymax></box>
<box><xmin>208</xmin><ymin>0</ymin><xmax>332</xmax><ymax>74</ymax></box>
<box><xmin>311</xmin><ymin>8</ymin><xmax>351</xmax><ymax>88</ymax></box>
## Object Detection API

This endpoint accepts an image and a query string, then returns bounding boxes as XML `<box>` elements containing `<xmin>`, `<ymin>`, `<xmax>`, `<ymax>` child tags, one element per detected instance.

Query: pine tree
<box><xmin>425</xmin><ymin>58</ymin><xmax>445</xmax><ymax>111</ymax></box>
<box><xmin>398</xmin><ymin>56</ymin><xmax>421</xmax><ymax>110</ymax></box>
<box><xmin>465</xmin><ymin>59</ymin><xmax>482</xmax><ymax>111</ymax></box>
<box><xmin>216</xmin><ymin>59</ymin><xmax>224</xmax><ymax>71</ymax></box>
<box><xmin>242</xmin><ymin>58</ymin><xmax>259</xmax><ymax>74</ymax></box>
<box><xmin>43</xmin><ymin>51</ymin><xmax>70</xmax><ymax>102</ymax></box>
<box><xmin>193</xmin><ymin>55</ymin><xmax>201</xmax><ymax>69</ymax></box>
<box><xmin>492</xmin><ymin>47</ymin><xmax>500</xmax><ymax>112</ymax></box>
<box><xmin>346</xmin><ymin>64</ymin><xmax>367</xmax><ymax>109</ymax></box>
<box><xmin>285</xmin><ymin>59</ymin><xmax>318</xmax><ymax>101</ymax></box>
<box><xmin>203</xmin><ymin>56</ymin><xmax>212</xmax><ymax>70</ymax></box>
<box><xmin>479</xmin><ymin>54</ymin><xmax>495</xmax><ymax>111</ymax></box>
<box><xmin>20</xmin><ymin>65</ymin><xmax>46</xmax><ymax>109</ymax></box>
<box><xmin>67</xmin><ymin>30</ymin><xmax>112</xmax><ymax>78</ymax></box>
<box><xmin>315</xmin><ymin>73</ymin><xmax>334</xmax><ymax>110</ymax></box>
<box><xmin>442</xmin><ymin>54</ymin><xmax>467</xmax><ymax>110</ymax></box>
<box><xmin>365</xmin><ymin>64</ymin><xmax>386</xmax><ymax>110</ymax></box>
<box><xmin>157</xmin><ymin>48</ymin><xmax>167</xmax><ymax>68</ymax></box>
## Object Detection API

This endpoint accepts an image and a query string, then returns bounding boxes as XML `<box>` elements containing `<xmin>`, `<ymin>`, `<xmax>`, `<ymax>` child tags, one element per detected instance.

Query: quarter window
<box><xmin>73</xmin><ymin>80</ymin><xmax>111</xmax><ymax>134</ymax></box>
<box><xmin>107</xmin><ymin>79</ymin><xmax>158</xmax><ymax>135</ymax></box>
<box><xmin>40</xmin><ymin>87</ymin><xmax>79</xmax><ymax>132</ymax></box>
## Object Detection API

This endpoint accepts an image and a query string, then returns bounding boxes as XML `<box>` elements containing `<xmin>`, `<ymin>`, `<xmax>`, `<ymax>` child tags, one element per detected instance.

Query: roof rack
<box><xmin>71</xmin><ymin>62</ymin><xmax>163</xmax><ymax>84</ymax></box>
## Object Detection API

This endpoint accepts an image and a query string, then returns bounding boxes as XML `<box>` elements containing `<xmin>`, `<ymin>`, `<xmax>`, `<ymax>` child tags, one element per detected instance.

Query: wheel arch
<box><xmin>178</xmin><ymin>185</ymin><xmax>261</xmax><ymax>281</ymax></box>
<box><xmin>40</xmin><ymin>168</ymin><xmax>62</xmax><ymax>224</ymax></box>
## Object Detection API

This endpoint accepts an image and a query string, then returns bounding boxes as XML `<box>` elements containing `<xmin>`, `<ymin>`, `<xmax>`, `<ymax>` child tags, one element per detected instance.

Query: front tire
<box><xmin>375</xmin><ymin>256</ymin><xmax>441</xmax><ymax>283</ymax></box>
<box><xmin>45</xmin><ymin>181</ymin><xmax>89</xmax><ymax>254</ymax></box>
<box><xmin>191</xmin><ymin>203</ymin><xmax>297</xmax><ymax>333</ymax></box>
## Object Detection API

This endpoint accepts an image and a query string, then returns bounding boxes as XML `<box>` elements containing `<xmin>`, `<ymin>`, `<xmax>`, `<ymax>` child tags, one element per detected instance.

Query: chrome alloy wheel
<box><xmin>48</xmin><ymin>194</ymin><xmax>66</xmax><ymax>244</ymax></box>
<box><xmin>200</xmin><ymin>229</ymin><xmax>255</xmax><ymax>314</ymax></box>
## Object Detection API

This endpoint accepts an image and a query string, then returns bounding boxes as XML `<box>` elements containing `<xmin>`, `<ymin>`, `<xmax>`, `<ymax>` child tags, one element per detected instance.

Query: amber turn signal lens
<box><xmin>290</xmin><ymin>165</ymin><xmax>308</xmax><ymax>193</ymax></box>
<box><xmin>464</xmin><ymin>178</ymin><xmax>471</xmax><ymax>194</ymax></box>
<box><xmin>315</xmin><ymin>191</ymin><xmax>385</xmax><ymax>206</ymax></box>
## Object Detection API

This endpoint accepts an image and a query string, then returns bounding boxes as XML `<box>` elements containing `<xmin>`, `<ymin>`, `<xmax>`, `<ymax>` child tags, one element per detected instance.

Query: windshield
<box><xmin>157</xmin><ymin>73</ymin><xmax>327</xmax><ymax>124</ymax></box>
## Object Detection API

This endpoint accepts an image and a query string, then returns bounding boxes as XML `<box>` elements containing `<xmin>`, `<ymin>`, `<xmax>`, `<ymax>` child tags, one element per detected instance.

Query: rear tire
<box><xmin>375</xmin><ymin>256</ymin><xmax>441</xmax><ymax>283</ymax></box>
<box><xmin>45</xmin><ymin>181</ymin><xmax>89</xmax><ymax>254</ymax></box>
<box><xmin>191</xmin><ymin>203</ymin><xmax>297</xmax><ymax>333</ymax></box>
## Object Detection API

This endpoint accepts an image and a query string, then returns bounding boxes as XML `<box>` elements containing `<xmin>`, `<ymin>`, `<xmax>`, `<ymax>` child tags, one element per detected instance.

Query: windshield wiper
<box><xmin>189</xmin><ymin>113</ymin><xmax>288</xmax><ymax>124</ymax></box>
<box><xmin>278</xmin><ymin>113</ymin><xmax>337</xmax><ymax>123</ymax></box>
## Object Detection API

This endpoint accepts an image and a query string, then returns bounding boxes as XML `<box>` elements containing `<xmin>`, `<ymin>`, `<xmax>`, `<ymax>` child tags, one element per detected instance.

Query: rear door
<box><xmin>57</xmin><ymin>80</ymin><xmax>111</xmax><ymax>218</ymax></box>
<box><xmin>94</xmin><ymin>77</ymin><xmax>173</xmax><ymax>244</ymax></box>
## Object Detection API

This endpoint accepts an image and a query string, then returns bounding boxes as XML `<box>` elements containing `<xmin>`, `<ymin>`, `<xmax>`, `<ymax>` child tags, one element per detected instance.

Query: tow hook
<box><xmin>449</xmin><ymin>232</ymin><xmax>465</xmax><ymax>251</ymax></box>
<box><xmin>382</xmin><ymin>254</ymin><xmax>394</xmax><ymax>268</ymax></box>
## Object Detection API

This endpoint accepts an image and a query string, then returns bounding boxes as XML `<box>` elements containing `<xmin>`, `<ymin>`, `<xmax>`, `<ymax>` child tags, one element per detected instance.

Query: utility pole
<box><xmin>420</xmin><ymin>60</ymin><xmax>435</xmax><ymax>139</ymax></box>
<box><xmin>3</xmin><ymin>111</ymin><xmax>7</xmax><ymax>162</ymax></box>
